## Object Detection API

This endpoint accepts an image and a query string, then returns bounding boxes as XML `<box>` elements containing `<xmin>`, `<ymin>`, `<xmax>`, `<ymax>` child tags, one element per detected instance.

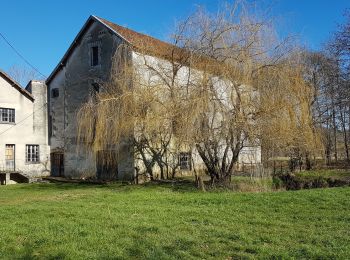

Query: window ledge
<box><xmin>0</xmin><ymin>122</ymin><xmax>16</xmax><ymax>125</ymax></box>
<box><xmin>89</xmin><ymin>65</ymin><xmax>101</xmax><ymax>71</ymax></box>
<box><xmin>25</xmin><ymin>162</ymin><xmax>41</xmax><ymax>165</ymax></box>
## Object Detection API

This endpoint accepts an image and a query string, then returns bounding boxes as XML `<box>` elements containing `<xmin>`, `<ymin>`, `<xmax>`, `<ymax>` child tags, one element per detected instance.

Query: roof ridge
<box><xmin>94</xmin><ymin>15</ymin><xmax>172</xmax><ymax>47</ymax></box>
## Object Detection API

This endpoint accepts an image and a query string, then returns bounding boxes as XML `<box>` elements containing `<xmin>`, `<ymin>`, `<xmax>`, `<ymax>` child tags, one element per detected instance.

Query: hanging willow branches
<box><xmin>77</xmin><ymin>1</ymin><xmax>322</xmax><ymax>181</ymax></box>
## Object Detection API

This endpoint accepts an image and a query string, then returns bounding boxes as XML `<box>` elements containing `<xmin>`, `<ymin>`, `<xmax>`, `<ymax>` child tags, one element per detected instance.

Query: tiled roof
<box><xmin>95</xmin><ymin>16</ymin><xmax>186</xmax><ymax>61</ymax></box>
<box><xmin>95</xmin><ymin>16</ymin><xmax>222</xmax><ymax>74</ymax></box>
<box><xmin>0</xmin><ymin>69</ymin><xmax>34</xmax><ymax>101</ymax></box>
<box><xmin>46</xmin><ymin>15</ymin><xmax>220</xmax><ymax>84</ymax></box>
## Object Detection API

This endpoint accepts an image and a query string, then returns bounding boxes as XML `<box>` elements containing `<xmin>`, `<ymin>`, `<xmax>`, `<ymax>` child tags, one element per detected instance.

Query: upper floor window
<box><xmin>91</xmin><ymin>46</ymin><xmax>99</xmax><ymax>66</ymax></box>
<box><xmin>0</xmin><ymin>108</ymin><xmax>15</xmax><ymax>123</ymax></box>
<box><xmin>51</xmin><ymin>88</ymin><xmax>59</xmax><ymax>98</ymax></box>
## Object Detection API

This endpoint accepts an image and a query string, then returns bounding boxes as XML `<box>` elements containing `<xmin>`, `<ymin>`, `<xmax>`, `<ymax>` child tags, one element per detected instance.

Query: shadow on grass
<box><xmin>11</xmin><ymin>178</ymin><xmax>198</xmax><ymax>193</ymax></box>
<box><xmin>141</xmin><ymin>179</ymin><xmax>198</xmax><ymax>192</ymax></box>
<box><xmin>14</xmin><ymin>182</ymin><xmax>109</xmax><ymax>192</ymax></box>
<box><xmin>19</xmin><ymin>242</ymin><xmax>67</xmax><ymax>260</ymax></box>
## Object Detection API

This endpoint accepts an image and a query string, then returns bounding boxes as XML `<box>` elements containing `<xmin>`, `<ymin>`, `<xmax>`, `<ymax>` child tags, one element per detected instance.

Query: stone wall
<box><xmin>48</xmin><ymin>21</ymin><xmax>134</xmax><ymax>180</ymax></box>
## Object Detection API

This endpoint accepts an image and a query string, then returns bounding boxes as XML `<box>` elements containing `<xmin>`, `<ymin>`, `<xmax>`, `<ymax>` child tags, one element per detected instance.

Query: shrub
<box><xmin>272</xmin><ymin>176</ymin><xmax>284</xmax><ymax>189</ymax></box>
<box><xmin>275</xmin><ymin>172</ymin><xmax>349</xmax><ymax>190</ymax></box>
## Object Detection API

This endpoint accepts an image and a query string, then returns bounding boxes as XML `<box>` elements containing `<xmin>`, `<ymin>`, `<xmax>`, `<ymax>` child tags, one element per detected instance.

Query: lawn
<box><xmin>0</xmin><ymin>182</ymin><xmax>349</xmax><ymax>259</ymax></box>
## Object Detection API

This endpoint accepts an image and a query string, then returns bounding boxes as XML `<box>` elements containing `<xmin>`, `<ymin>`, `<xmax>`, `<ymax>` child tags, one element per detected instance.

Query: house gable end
<box><xmin>46</xmin><ymin>15</ymin><xmax>130</xmax><ymax>85</ymax></box>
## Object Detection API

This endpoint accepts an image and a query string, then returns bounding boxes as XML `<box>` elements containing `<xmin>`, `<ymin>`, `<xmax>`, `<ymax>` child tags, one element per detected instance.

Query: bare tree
<box><xmin>7</xmin><ymin>65</ymin><xmax>43</xmax><ymax>86</ymax></box>
<box><xmin>302</xmin><ymin>11</ymin><xmax>350</xmax><ymax>166</ymax></box>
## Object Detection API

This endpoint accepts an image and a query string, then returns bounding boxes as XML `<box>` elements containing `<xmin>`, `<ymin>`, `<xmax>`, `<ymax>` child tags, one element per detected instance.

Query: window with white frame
<box><xmin>26</xmin><ymin>145</ymin><xmax>40</xmax><ymax>163</ymax></box>
<box><xmin>0</xmin><ymin>108</ymin><xmax>15</xmax><ymax>123</ymax></box>
<box><xmin>179</xmin><ymin>152</ymin><xmax>191</xmax><ymax>170</ymax></box>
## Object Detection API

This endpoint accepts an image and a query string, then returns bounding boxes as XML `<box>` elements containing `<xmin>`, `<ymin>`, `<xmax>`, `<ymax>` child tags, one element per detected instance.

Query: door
<box><xmin>96</xmin><ymin>151</ymin><xmax>118</xmax><ymax>180</ymax></box>
<box><xmin>51</xmin><ymin>153</ymin><xmax>64</xmax><ymax>177</ymax></box>
<box><xmin>5</xmin><ymin>144</ymin><xmax>15</xmax><ymax>171</ymax></box>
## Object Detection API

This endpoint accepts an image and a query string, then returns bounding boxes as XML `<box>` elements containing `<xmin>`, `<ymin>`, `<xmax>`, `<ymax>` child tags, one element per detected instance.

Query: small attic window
<box><xmin>91</xmin><ymin>46</ymin><xmax>99</xmax><ymax>67</ymax></box>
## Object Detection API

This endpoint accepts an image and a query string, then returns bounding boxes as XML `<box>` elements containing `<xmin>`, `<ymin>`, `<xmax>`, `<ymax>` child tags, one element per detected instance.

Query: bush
<box><xmin>275</xmin><ymin>172</ymin><xmax>349</xmax><ymax>190</ymax></box>
<box><xmin>312</xmin><ymin>177</ymin><xmax>329</xmax><ymax>188</ymax></box>
<box><xmin>272</xmin><ymin>176</ymin><xmax>284</xmax><ymax>189</ymax></box>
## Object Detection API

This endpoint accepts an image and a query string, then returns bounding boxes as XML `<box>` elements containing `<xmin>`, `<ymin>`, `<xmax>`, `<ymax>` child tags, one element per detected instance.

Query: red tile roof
<box><xmin>95</xmin><ymin>16</ymin><xmax>190</xmax><ymax>63</ymax></box>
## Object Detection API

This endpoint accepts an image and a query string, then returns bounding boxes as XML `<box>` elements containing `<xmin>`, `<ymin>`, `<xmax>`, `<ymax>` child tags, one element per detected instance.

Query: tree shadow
<box><xmin>142</xmin><ymin>179</ymin><xmax>198</xmax><ymax>192</ymax></box>
<box><xmin>14</xmin><ymin>182</ymin><xmax>109</xmax><ymax>191</ymax></box>
<box><xmin>10</xmin><ymin>178</ymin><xmax>199</xmax><ymax>193</ymax></box>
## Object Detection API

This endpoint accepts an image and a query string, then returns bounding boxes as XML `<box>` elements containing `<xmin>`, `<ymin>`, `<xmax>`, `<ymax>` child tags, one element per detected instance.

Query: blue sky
<box><xmin>0</xmin><ymin>0</ymin><xmax>349</xmax><ymax>82</ymax></box>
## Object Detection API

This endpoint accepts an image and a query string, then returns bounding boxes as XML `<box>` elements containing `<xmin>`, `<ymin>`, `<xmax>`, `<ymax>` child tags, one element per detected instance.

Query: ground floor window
<box><xmin>26</xmin><ymin>145</ymin><xmax>39</xmax><ymax>163</ymax></box>
<box><xmin>179</xmin><ymin>152</ymin><xmax>191</xmax><ymax>170</ymax></box>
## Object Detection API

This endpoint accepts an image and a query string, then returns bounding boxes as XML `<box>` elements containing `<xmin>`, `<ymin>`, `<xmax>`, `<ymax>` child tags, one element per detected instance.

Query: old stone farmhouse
<box><xmin>0</xmin><ymin>70</ymin><xmax>49</xmax><ymax>184</ymax></box>
<box><xmin>46</xmin><ymin>15</ymin><xmax>261</xmax><ymax>181</ymax></box>
<box><xmin>1</xmin><ymin>15</ymin><xmax>261</xmax><ymax>183</ymax></box>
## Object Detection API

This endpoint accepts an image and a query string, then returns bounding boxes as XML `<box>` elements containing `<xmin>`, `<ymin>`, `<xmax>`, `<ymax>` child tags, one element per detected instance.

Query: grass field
<box><xmin>0</xmin><ymin>182</ymin><xmax>349</xmax><ymax>259</ymax></box>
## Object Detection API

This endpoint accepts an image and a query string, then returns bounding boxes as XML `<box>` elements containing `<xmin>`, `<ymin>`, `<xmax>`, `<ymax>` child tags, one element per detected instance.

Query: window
<box><xmin>51</xmin><ymin>88</ymin><xmax>59</xmax><ymax>98</ymax></box>
<box><xmin>179</xmin><ymin>152</ymin><xmax>191</xmax><ymax>170</ymax></box>
<box><xmin>26</xmin><ymin>145</ymin><xmax>39</xmax><ymax>163</ymax></box>
<box><xmin>0</xmin><ymin>108</ymin><xmax>15</xmax><ymax>123</ymax></box>
<box><xmin>91</xmin><ymin>46</ymin><xmax>99</xmax><ymax>66</ymax></box>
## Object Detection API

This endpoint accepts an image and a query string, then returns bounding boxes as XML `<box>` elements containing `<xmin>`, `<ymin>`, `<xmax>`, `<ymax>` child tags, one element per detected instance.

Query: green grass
<box><xmin>296</xmin><ymin>169</ymin><xmax>350</xmax><ymax>181</ymax></box>
<box><xmin>0</xmin><ymin>182</ymin><xmax>349</xmax><ymax>259</ymax></box>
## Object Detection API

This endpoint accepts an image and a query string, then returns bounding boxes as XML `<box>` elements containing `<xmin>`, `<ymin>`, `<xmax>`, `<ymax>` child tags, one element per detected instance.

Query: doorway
<box><xmin>5</xmin><ymin>144</ymin><xmax>15</xmax><ymax>171</ymax></box>
<box><xmin>51</xmin><ymin>153</ymin><xmax>64</xmax><ymax>177</ymax></box>
<box><xmin>96</xmin><ymin>151</ymin><xmax>118</xmax><ymax>180</ymax></box>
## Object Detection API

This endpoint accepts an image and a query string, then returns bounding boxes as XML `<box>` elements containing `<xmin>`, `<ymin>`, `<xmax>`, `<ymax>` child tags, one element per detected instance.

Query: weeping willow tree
<box><xmin>258</xmin><ymin>53</ymin><xmax>323</xmax><ymax>169</ymax></box>
<box><xmin>77</xmin><ymin>1</ymin><xmax>322</xmax><ymax>182</ymax></box>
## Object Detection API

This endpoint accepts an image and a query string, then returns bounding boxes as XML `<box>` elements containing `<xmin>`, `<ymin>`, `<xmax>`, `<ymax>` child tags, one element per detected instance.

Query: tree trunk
<box><xmin>159</xmin><ymin>163</ymin><xmax>164</xmax><ymax>180</ymax></box>
<box><xmin>305</xmin><ymin>152</ymin><xmax>311</xmax><ymax>170</ymax></box>
<box><xmin>197</xmin><ymin>176</ymin><xmax>206</xmax><ymax>192</ymax></box>
<box><xmin>339</xmin><ymin>107</ymin><xmax>349</xmax><ymax>162</ymax></box>
<box><xmin>332</xmin><ymin>101</ymin><xmax>338</xmax><ymax>162</ymax></box>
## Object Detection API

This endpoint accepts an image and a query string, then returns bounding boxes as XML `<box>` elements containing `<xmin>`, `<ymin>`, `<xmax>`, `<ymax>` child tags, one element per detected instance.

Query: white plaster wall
<box><xmin>0</xmin><ymin>78</ymin><xmax>49</xmax><ymax>176</ymax></box>
<box><xmin>132</xmin><ymin>51</ymin><xmax>262</xmax><ymax>175</ymax></box>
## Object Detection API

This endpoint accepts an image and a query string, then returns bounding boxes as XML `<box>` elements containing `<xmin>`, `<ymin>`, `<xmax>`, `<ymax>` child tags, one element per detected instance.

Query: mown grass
<box><xmin>0</xmin><ymin>182</ymin><xmax>349</xmax><ymax>259</ymax></box>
